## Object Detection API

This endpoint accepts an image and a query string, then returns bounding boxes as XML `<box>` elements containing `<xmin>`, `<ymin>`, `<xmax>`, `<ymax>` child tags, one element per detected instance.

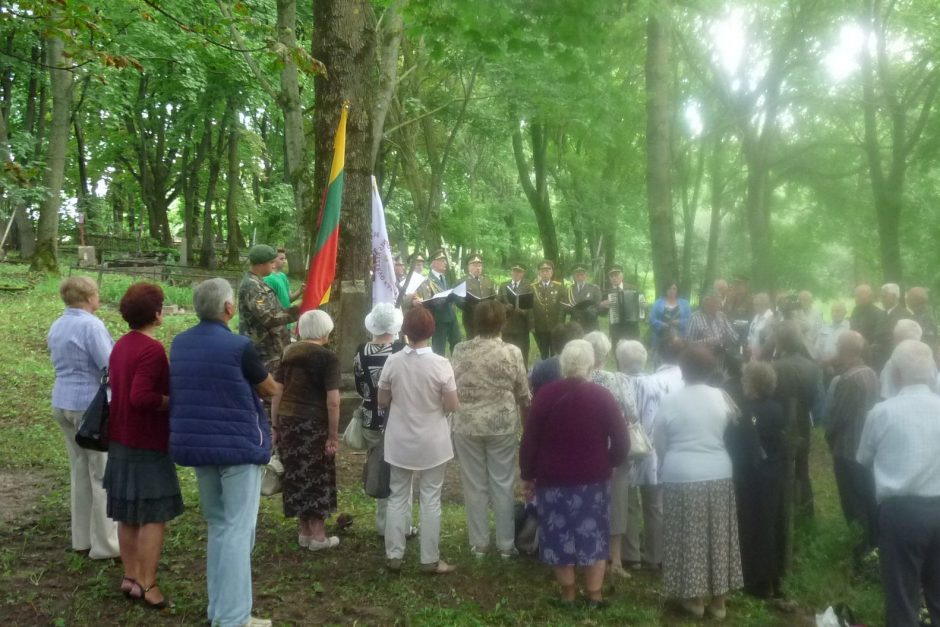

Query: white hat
<box><xmin>365</xmin><ymin>302</ymin><xmax>403</xmax><ymax>336</ymax></box>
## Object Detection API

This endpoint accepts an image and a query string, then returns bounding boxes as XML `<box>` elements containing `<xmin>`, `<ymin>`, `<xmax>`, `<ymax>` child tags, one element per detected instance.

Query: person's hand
<box><xmin>599</xmin><ymin>300</ymin><xmax>610</xmax><ymax>309</ymax></box>
<box><xmin>325</xmin><ymin>436</ymin><xmax>339</xmax><ymax>457</ymax></box>
<box><xmin>287</xmin><ymin>305</ymin><xmax>301</xmax><ymax>318</ymax></box>
<box><xmin>522</xmin><ymin>480</ymin><xmax>536</xmax><ymax>502</ymax></box>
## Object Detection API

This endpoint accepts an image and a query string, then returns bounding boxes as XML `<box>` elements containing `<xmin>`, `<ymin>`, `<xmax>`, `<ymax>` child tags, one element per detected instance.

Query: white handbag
<box><xmin>341</xmin><ymin>407</ymin><xmax>368</xmax><ymax>451</ymax></box>
<box><xmin>627</xmin><ymin>422</ymin><xmax>653</xmax><ymax>460</ymax></box>
<box><xmin>260</xmin><ymin>453</ymin><xmax>284</xmax><ymax>496</ymax></box>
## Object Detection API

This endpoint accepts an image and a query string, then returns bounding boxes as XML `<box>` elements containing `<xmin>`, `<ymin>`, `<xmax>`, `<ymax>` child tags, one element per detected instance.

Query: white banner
<box><xmin>371</xmin><ymin>176</ymin><xmax>399</xmax><ymax>305</ymax></box>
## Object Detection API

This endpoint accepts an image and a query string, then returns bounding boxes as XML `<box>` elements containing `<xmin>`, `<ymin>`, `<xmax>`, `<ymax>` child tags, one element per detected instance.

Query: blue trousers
<box><xmin>195</xmin><ymin>464</ymin><xmax>263</xmax><ymax>627</ymax></box>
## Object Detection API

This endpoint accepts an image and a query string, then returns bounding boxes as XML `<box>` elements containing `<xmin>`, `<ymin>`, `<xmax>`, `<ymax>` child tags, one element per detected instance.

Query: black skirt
<box><xmin>103</xmin><ymin>441</ymin><xmax>184</xmax><ymax>525</ymax></box>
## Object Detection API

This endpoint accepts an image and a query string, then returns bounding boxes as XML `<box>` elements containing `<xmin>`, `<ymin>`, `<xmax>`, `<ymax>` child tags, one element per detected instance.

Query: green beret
<box><xmin>248</xmin><ymin>244</ymin><xmax>278</xmax><ymax>264</ymax></box>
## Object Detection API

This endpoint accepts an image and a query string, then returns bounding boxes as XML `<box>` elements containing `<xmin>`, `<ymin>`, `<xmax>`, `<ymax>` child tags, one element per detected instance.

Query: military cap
<box><xmin>430</xmin><ymin>249</ymin><xmax>448</xmax><ymax>262</ymax></box>
<box><xmin>248</xmin><ymin>244</ymin><xmax>278</xmax><ymax>264</ymax></box>
<box><xmin>511</xmin><ymin>262</ymin><xmax>526</xmax><ymax>272</ymax></box>
<box><xmin>607</xmin><ymin>264</ymin><xmax>624</xmax><ymax>276</ymax></box>
<box><xmin>412</xmin><ymin>253</ymin><xmax>426</xmax><ymax>263</ymax></box>
<box><xmin>467</xmin><ymin>253</ymin><xmax>483</xmax><ymax>265</ymax></box>
<box><xmin>572</xmin><ymin>264</ymin><xmax>587</xmax><ymax>274</ymax></box>
<box><xmin>538</xmin><ymin>259</ymin><xmax>554</xmax><ymax>271</ymax></box>
<box><xmin>393</xmin><ymin>255</ymin><xmax>405</xmax><ymax>266</ymax></box>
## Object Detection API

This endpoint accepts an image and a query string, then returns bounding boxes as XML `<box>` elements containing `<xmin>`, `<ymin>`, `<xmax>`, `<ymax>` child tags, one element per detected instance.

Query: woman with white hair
<box><xmin>616</xmin><ymin>338</ymin><xmax>669</xmax><ymax>571</ymax></box>
<box><xmin>519</xmin><ymin>339</ymin><xmax>629</xmax><ymax>607</ymax></box>
<box><xmin>353</xmin><ymin>303</ymin><xmax>405</xmax><ymax>536</ymax></box>
<box><xmin>272</xmin><ymin>309</ymin><xmax>342</xmax><ymax>551</ymax></box>
<box><xmin>583</xmin><ymin>331</ymin><xmax>636</xmax><ymax>578</ymax></box>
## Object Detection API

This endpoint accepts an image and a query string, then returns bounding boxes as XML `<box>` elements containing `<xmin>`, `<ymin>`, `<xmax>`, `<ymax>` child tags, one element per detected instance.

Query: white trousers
<box><xmin>53</xmin><ymin>408</ymin><xmax>119</xmax><ymax>559</ymax></box>
<box><xmin>361</xmin><ymin>428</ymin><xmax>412</xmax><ymax>535</ymax></box>
<box><xmin>385</xmin><ymin>462</ymin><xmax>446</xmax><ymax>564</ymax></box>
<box><xmin>452</xmin><ymin>433</ymin><xmax>517</xmax><ymax>552</ymax></box>
<box><xmin>623</xmin><ymin>484</ymin><xmax>663</xmax><ymax>565</ymax></box>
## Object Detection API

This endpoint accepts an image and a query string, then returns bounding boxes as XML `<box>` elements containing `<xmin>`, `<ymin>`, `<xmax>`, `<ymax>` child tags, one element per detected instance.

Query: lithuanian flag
<box><xmin>301</xmin><ymin>104</ymin><xmax>348</xmax><ymax>311</ymax></box>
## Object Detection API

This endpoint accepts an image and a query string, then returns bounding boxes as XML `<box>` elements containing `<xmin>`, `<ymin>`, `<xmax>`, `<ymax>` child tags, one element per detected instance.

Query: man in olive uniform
<box><xmin>238</xmin><ymin>244</ymin><xmax>300</xmax><ymax>372</ymax></box>
<box><xmin>601</xmin><ymin>265</ymin><xmax>644</xmax><ymax>348</ymax></box>
<box><xmin>416</xmin><ymin>249</ymin><xmax>461</xmax><ymax>355</ymax></box>
<box><xmin>565</xmin><ymin>265</ymin><xmax>603</xmax><ymax>333</ymax></box>
<box><xmin>498</xmin><ymin>263</ymin><xmax>534</xmax><ymax>367</ymax></box>
<box><xmin>460</xmin><ymin>253</ymin><xmax>497</xmax><ymax>339</ymax></box>
<box><xmin>393</xmin><ymin>255</ymin><xmax>407</xmax><ymax>293</ymax></box>
<box><xmin>531</xmin><ymin>260</ymin><xmax>566</xmax><ymax>360</ymax></box>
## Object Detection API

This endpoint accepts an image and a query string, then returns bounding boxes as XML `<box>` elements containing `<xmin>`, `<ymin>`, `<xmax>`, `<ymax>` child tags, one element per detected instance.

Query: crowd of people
<box><xmin>46</xmin><ymin>244</ymin><xmax>940</xmax><ymax>626</ymax></box>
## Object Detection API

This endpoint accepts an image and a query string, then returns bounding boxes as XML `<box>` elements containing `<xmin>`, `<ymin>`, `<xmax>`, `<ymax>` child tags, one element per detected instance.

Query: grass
<box><xmin>0</xmin><ymin>261</ymin><xmax>884</xmax><ymax>626</ymax></box>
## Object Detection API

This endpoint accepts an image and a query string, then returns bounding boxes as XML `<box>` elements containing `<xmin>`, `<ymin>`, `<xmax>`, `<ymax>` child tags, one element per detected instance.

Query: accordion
<box><xmin>609</xmin><ymin>289</ymin><xmax>641</xmax><ymax>324</ymax></box>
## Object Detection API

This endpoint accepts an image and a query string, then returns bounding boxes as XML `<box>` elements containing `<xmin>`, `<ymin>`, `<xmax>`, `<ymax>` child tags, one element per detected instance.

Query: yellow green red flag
<box><xmin>301</xmin><ymin>105</ymin><xmax>348</xmax><ymax>311</ymax></box>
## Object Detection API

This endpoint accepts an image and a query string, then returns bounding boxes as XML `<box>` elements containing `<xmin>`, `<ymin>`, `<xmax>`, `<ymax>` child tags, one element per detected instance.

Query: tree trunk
<box><xmin>744</xmin><ymin>151</ymin><xmax>774</xmax><ymax>292</ymax></box>
<box><xmin>370</xmin><ymin>0</ymin><xmax>403</xmax><ymax>168</ymax></box>
<box><xmin>512</xmin><ymin>122</ymin><xmax>559</xmax><ymax>263</ymax></box>
<box><xmin>225</xmin><ymin>122</ymin><xmax>241</xmax><ymax>266</ymax></box>
<box><xmin>645</xmin><ymin>7</ymin><xmax>679</xmax><ymax>291</ymax></box>
<box><xmin>73</xmin><ymin>117</ymin><xmax>91</xmax><ymax>223</ymax></box>
<box><xmin>701</xmin><ymin>136</ymin><xmax>725</xmax><ymax>299</ymax></box>
<box><xmin>313</xmin><ymin>0</ymin><xmax>377</xmax><ymax>286</ymax></box>
<box><xmin>32</xmin><ymin>34</ymin><xmax>73</xmax><ymax>273</ymax></box>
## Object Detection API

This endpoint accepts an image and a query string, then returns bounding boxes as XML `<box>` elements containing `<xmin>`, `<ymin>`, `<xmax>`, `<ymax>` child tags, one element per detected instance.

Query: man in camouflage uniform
<box><xmin>565</xmin><ymin>265</ymin><xmax>602</xmax><ymax>333</ymax></box>
<box><xmin>238</xmin><ymin>244</ymin><xmax>300</xmax><ymax>372</ymax></box>
<box><xmin>498</xmin><ymin>263</ymin><xmax>534</xmax><ymax>367</ymax></box>
<box><xmin>416</xmin><ymin>249</ymin><xmax>461</xmax><ymax>355</ymax></box>
<box><xmin>531</xmin><ymin>260</ymin><xmax>566</xmax><ymax>360</ymax></box>
<box><xmin>460</xmin><ymin>253</ymin><xmax>497</xmax><ymax>339</ymax></box>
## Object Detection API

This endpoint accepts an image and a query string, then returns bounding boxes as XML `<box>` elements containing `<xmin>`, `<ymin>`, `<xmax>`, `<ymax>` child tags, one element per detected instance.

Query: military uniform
<box><xmin>531</xmin><ymin>278</ymin><xmax>566</xmax><ymax>359</ymax></box>
<box><xmin>498</xmin><ymin>277</ymin><xmax>533</xmax><ymax>367</ymax></box>
<box><xmin>460</xmin><ymin>272</ymin><xmax>497</xmax><ymax>339</ymax></box>
<box><xmin>416</xmin><ymin>271</ymin><xmax>461</xmax><ymax>356</ymax></box>
<box><xmin>238</xmin><ymin>271</ymin><xmax>297</xmax><ymax>372</ymax></box>
<box><xmin>566</xmin><ymin>280</ymin><xmax>603</xmax><ymax>333</ymax></box>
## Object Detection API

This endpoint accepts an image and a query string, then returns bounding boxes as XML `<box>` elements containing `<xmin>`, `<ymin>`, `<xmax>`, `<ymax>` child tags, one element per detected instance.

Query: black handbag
<box><xmin>362</xmin><ymin>437</ymin><xmax>391</xmax><ymax>499</ymax></box>
<box><xmin>75</xmin><ymin>370</ymin><xmax>110</xmax><ymax>452</ymax></box>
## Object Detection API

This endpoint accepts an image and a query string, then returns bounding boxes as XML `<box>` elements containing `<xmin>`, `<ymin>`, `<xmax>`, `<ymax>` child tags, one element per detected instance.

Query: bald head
<box><xmin>714</xmin><ymin>279</ymin><xmax>728</xmax><ymax>297</ymax></box>
<box><xmin>907</xmin><ymin>287</ymin><xmax>929</xmax><ymax>312</ymax></box>
<box><xmin>799</xmin><ymin>290</ymin><xmax>813</xmax><ymax>309</ymax></box>
<box><xmin>855</xmin><ymin>284</ymin><xmax>873</xmax><ymax>305</ymax></box>
<box><xmin>753</xmin><ymin>292</ymin><xmax>770</xmax><ymax>313</ymax></box>
<box><xmin>831</xmin><ymin>301</ymin><xmax>847</xmax><ymax>324</ymax></box>
<box><xmin>836</xmin><ymin>330</ymin><xmax>865</xmax><ymax>361</ymax></box>
<box><xmin>882</xmin><ymin>283</ymin><xmax>900</xmax><ymax>309</ymax></box>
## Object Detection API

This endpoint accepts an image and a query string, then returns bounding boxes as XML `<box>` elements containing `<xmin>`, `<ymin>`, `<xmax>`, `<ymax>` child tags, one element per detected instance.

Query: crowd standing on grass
<box><xmin>46</xmin><ymin>245</ymin><xmax>940</xmax><ymax>626</ymax></box>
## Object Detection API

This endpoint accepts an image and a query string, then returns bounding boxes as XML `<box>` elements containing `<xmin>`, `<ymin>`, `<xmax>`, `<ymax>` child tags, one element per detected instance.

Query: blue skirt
<box><xmin>536</xmin><ymin>481</ymin><xmax>611</xmax><ymax>566</ymax></box>
<box><xmin>103</xmin><ymin>441</ymin><xmax>184</xmax><ymax>525</ymax></box>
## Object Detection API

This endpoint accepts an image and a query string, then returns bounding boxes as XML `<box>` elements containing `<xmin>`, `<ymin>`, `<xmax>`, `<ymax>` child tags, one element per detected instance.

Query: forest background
<box><xmin>2</xmin><ymin>0</ymin><xmax>940</xmax><ymax>300</ymax></box>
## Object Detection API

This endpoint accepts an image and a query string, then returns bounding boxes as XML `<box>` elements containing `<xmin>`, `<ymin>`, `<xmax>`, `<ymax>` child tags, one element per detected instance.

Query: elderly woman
<box><xmin>616</xmin><ymin>339</ymin><xmax>668</xmax><ymax>571</ymax></box>
<box><xmin>520</xmin><ymin>339</ymin><xmax>629</xmax><ymax>607</ymax></box>
<box><xmin>272</xmin><ymin>310</ymin><xmax>341</xmax><ymax>551</ymax></box>
<box><xmin>47</xmin><ymin>277</ymin><xmax>119</xmax><ymax>561</ymax></box>
<box><xmin>730</xmin><ymin>361</ymin><xmax>787</xmax><ymax>598</ymax></box>
<box><xmin>353</xmin><ymin>303</ymin><xmax>405</xmax><ymax>536</ymax></box>
<box><xmin>378</xmin><ymin>306</ymin><xmax>460</xmax><ymax>574</ymax></box>
<box><xmin>655</xmin><ymin>345</ymin><xmax>743</xmax><ymax>619</ymax></box>
<box><xmin>452</xmin><ymin>300</ymin><xmax>530</xmax><ymax>558</ymax></box>
<box><xmin>104</xmin><ymin>282</ymin><xmax>183</xmax><ymax>609</ymax></box>
<box><xmin>583</xmin><ymin>331</ymin><xmax>636</xmax><ymax>578</ymax></box>
<box><xmin>649</xmin><ymin>281</ymin><xmax>691</xmax><ymax>357</ymax></box>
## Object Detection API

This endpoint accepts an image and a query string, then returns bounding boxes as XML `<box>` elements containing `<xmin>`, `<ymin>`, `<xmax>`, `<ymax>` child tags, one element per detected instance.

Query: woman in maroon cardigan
<box><xmin>103</xmin><ymin>283</ymin><xmax>183</xmax><ymax>610</ymax></box>
<box><xmin>520</xmin><ymin>339</ymin><xmax>629</xmax><ymax>608</ymax></box>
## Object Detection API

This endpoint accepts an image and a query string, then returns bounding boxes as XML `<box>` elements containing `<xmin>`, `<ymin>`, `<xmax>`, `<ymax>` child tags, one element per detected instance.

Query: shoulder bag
<box><xmin>75</xmin><ymin>369</ymin><xmax>110</xmax><ymax>452</ymax></box>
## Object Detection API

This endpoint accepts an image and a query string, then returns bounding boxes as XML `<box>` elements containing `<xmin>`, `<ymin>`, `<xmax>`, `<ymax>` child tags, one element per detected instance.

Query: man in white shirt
<box><xmin>798</xmin><ymin>290</ymin><xmax>824</xmax><ymax>358</ymax></box>
<box><xmin>747</xmin><ymin>293</ymin><xmax>774</xmax><ymax>360</ymax></box>
<box><xmin>857</xmin><ymin>339</ymin><xmax>940</xmax><ymax>627</ymax></box>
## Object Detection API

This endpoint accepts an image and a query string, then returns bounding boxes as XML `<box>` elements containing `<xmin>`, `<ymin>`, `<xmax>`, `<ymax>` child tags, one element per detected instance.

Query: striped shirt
<box><xmin>48</xmin><ymin>308</ymin><xmax>114</xmax><ymax>411</ymax></box>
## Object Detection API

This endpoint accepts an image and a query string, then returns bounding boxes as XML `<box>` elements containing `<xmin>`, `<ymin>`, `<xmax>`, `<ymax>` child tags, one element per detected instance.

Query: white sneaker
<box><xmin>242</xmin><ymin>617</ymin><xmax>272</xmax><ymax>627</ymax></box>
<box><xmin>298</xmin><ymin>535</ymin><xmax>311</xmax><ymax>548</ymax></box>
<box><xmin>308</xmin><ymin>536</ymin><xmax>340</xmax><ymax>551</ymax></box>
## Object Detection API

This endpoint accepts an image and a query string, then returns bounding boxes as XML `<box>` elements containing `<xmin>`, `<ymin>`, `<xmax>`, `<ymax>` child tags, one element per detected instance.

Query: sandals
<box><xmin>129</xmin><ymin>581</ymin><xmax>173</xmax><ymax>610</ymax></box>
<box><xmin>120</xmin><ymin>576</ymin><xmax>137</xmax><ymax>598</ymax></box>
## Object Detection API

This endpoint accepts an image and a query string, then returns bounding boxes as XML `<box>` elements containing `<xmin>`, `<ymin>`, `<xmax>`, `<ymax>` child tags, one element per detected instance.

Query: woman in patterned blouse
<box><xmin>451</xmin><ymin>300</ymin><xmax>530</xmax><ymax>558</ymax></box>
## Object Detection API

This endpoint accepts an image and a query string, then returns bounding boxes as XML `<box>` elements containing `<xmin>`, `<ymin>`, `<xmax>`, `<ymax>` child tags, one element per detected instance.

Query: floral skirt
<box><xmin>279</xmin><ymin>412</ymin><xmax>337</xmax><ymax>519</ymax></box>
<box><xmin>536</xmin><ymin>481</ymin><xmax>610</xmax><ymax>566</ymax></box>
<box><xmin>662</xmin><ymin>479</ymin><xmax>743</xmax><ymax>599</ymax></box>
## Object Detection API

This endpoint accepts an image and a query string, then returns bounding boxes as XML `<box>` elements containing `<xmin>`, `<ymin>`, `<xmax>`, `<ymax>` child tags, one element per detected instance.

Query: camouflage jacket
<box><xmin>237</xmin><ymin>272</ymin><xmax>297</xmax><ymax>369</ymax></box>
